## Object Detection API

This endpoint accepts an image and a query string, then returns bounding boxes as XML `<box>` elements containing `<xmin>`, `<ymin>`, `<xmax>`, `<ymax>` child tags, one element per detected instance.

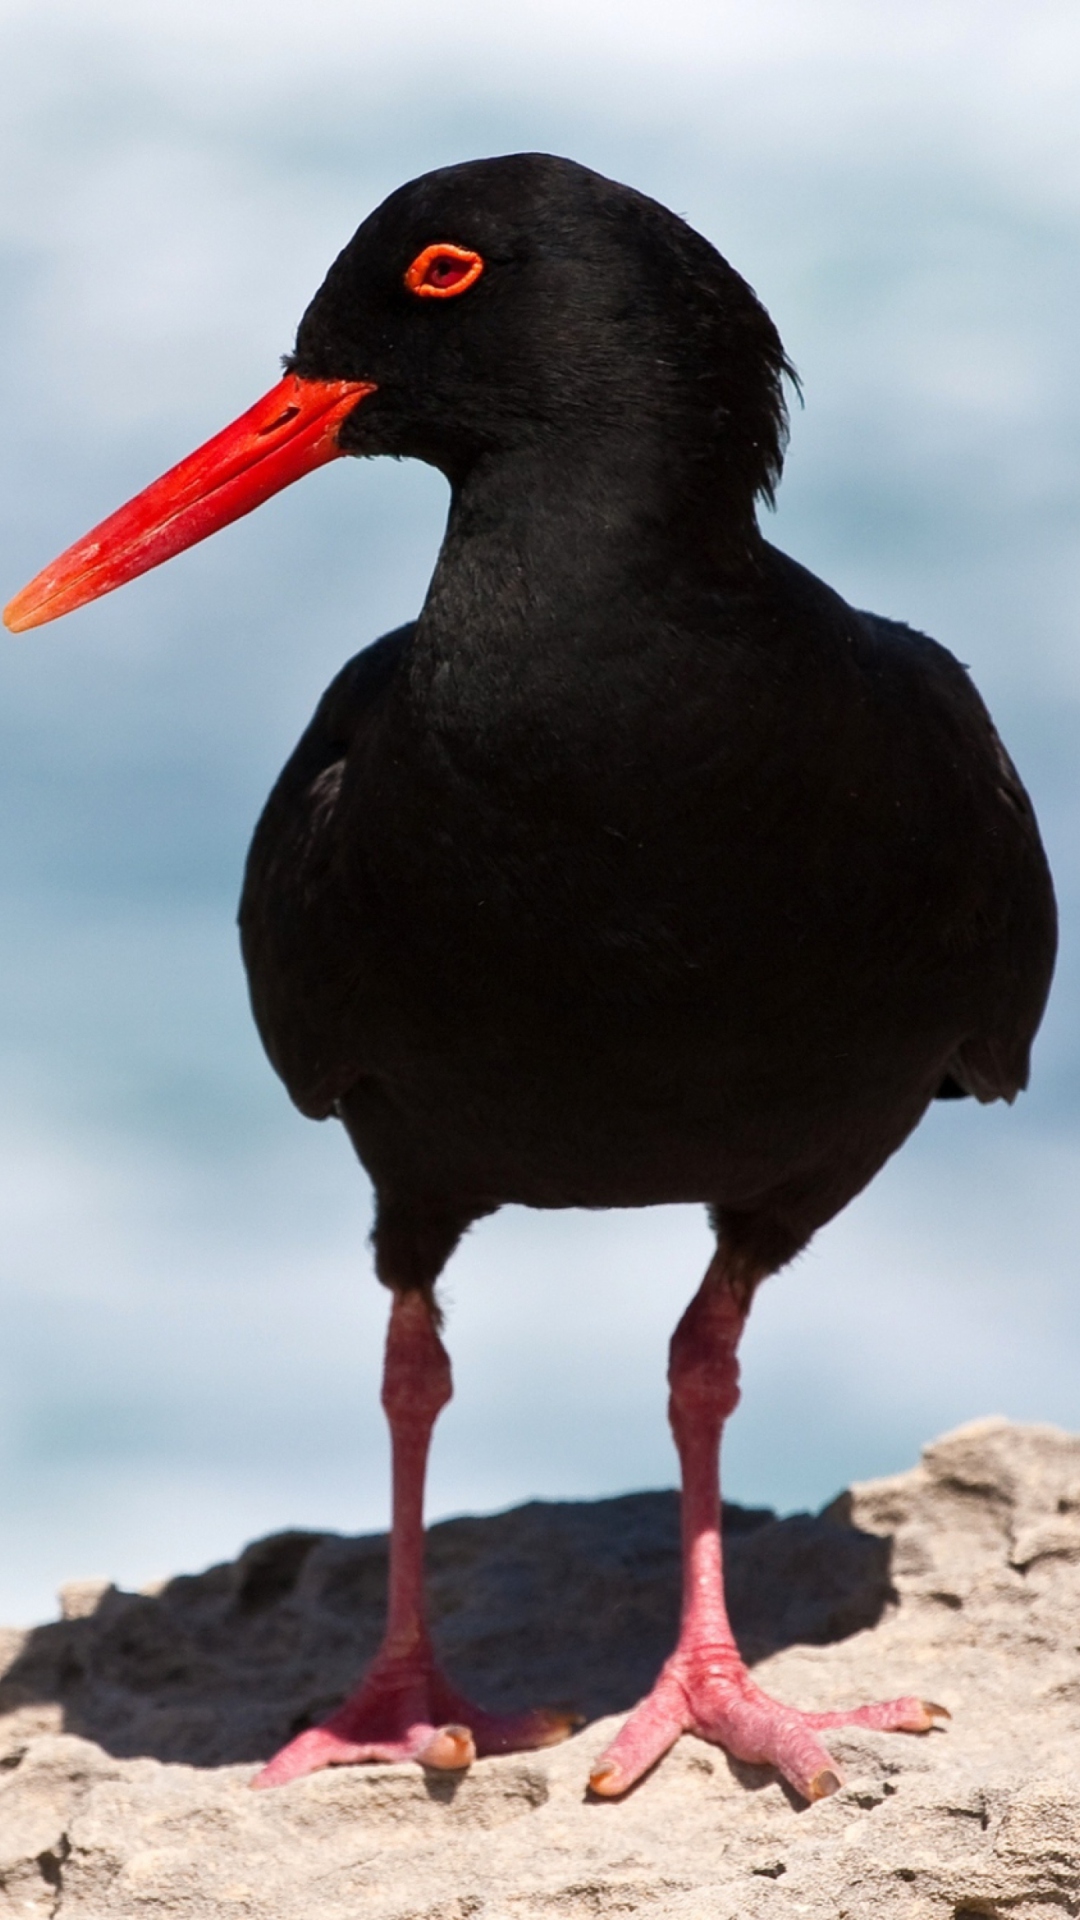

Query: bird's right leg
<box><xmin>589</xmin><ymin>1249</ymin><xmax>946</xmax><ymax>1803</ymax></box>
<box><xmin>253</xmin><ymin>1287</ymin><xmax>574</xmax><ymax>1788</ymax></box>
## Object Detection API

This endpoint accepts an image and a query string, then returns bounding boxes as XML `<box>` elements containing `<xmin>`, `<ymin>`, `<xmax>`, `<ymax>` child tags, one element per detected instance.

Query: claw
<box><xmin>807</xmin><ymin>1766</ymin><xmax>843</xmax><ymax>1801</ymax></box>
<box><xmin>922</xmin><ymin>1700</ymin><xmax>951</xmax><ymax>1723</ymax></box>
<box><xmin>536</xmin><ymin>1706</ymin><xmax>585</xmax><ymax>1744</ymax></box>
<box><xmin>588</xmin><ymin>1759</ymin><xmax>624</xmax><ymax>1797</ymax></box>
<box><xmin>419</xmin><ymin>1722</ymin><xmax>476</xmax><ymax>1770</ymax></box>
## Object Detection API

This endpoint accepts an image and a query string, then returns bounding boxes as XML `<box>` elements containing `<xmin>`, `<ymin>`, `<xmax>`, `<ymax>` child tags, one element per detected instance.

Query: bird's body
<box><xmin>241</xmin><ymin>542</ymin><xmax>1051</xmax><ymax>1283</ymax></box>
<box><xmin>6</xmin><ymin>152</ymin><xmax>1056</xmax><ymax>1803</ymax></box>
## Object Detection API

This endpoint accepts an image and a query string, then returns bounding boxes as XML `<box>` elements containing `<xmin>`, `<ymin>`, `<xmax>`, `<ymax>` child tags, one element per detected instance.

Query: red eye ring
<box><xmin>404</xmin><ymin>244</ymin><xmax>485</xmax><ymax>300</ymax></box>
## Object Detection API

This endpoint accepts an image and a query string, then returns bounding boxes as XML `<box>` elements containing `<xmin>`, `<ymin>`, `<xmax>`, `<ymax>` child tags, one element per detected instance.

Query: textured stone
<box><xmin>2</xmin><ymin>1417</ymin><xmax>1079</xmax><ymax>1917</ymax></box>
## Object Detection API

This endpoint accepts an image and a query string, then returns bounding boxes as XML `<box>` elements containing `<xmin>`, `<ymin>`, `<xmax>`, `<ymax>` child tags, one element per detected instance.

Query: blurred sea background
<box><xmin>0</xmin><ymin>0</ymin><xmax>1077</xmax><ymax>1625</ymax></box>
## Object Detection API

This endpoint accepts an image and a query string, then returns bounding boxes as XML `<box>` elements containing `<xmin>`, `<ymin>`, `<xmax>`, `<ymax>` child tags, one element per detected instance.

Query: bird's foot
<box><xmin>252</xmin><ymin>1642</ymin><xmax>579</xmax><ymax>1788</ymax></box>
<box><xmin>588</xmin><ymin>1641</ymin><xmax>948</xmax><ymax>1803</ymax></box>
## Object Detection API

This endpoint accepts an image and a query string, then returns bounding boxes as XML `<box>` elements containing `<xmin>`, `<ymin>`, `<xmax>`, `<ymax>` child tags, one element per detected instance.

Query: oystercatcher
<box><xmin>4</xmin><ymin>154</ymin><xmax>1055</xmax><ymax>1801</ymax></box>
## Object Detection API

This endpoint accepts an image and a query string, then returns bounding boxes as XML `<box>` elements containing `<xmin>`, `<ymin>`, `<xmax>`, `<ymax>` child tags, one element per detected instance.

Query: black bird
<box><xmin>5</xmin><ymin>154</ymin><xmax>1056</xmax><ymax>1801</ymax></box>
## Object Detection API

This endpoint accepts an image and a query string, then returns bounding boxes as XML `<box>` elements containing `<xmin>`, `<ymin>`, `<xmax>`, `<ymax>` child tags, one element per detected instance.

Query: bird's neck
<box><xmin>414</xmin><ymin>432</ymin><xmax>763</xmax><ymax>686</ymax></box>
<box><xmin>385</xmin><ymin>436</ymin><xmax>771</xmax><ymax>792</ymax></box>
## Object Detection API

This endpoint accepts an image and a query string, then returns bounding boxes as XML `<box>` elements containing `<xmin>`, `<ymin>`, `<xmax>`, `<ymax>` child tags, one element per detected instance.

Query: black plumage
<box><xmin>238</xmin><ymin>153</ymin><xmax>1055</xmax><ymax>1297</ymax></box>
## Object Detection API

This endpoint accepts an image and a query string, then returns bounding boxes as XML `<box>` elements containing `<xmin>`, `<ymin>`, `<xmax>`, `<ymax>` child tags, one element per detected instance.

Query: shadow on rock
<box><xmin>0</xmin><ymin>1492</ymin><xmax>894</xmax><ymax>1769</ymax></box>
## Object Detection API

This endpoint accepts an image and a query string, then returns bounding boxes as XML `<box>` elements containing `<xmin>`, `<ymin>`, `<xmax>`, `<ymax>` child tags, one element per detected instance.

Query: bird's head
<box><xmin>4</xmin><ymin>153</ymin><xmax>793</xmax><ymax>633</ymax></box>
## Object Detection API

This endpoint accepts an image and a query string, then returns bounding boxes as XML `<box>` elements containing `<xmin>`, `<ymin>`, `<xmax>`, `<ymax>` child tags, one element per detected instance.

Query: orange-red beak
<box><xmin>3</xmin><ymin>373</ymin><xmax>375</xmax><ymax>633</ymax></box>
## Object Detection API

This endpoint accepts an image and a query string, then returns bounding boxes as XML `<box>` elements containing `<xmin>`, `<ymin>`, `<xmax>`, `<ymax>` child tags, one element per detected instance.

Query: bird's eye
<box><xmin>404</xmin><ymin>244</ymin><xmax>485</xmax><ymax>300</ymax></box>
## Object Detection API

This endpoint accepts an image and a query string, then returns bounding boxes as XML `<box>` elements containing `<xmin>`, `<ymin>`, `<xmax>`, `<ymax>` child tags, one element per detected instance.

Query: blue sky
<box><xmin>1</xmin><ymin>0</ymin><xmax>1078</xmax><ymax>1623</ymax></box>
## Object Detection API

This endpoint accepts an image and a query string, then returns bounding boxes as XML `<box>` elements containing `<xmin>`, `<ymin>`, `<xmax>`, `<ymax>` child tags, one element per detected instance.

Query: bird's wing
<box><xmin>864</xmin><ymin>615</ymin><xmax>1057</xmax><ymax>1108</ymax></box>
<box><xmin>238</xmin><ymin>623</ymin><xmax>413</xmax><ymax>1118</ymax></box>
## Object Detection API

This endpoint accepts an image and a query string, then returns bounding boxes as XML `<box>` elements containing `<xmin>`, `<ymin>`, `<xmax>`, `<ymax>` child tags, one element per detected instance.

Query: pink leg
<box><xmin>253</xmin><ymin>1290</ymin><xmax>575</xmax><ymax>1788</ymax></box>
<box><xmin>589</xmin><ymin>1256</ymin><xmax>947</xmax><ymax>1804</ymax></box>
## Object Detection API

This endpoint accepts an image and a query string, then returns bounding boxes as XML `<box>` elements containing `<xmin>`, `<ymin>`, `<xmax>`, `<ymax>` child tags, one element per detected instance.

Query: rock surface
<box><xmin>2</xmin><ymin>1417</ymin><xmax>1079</xmax><ymax>1917</ymax></box>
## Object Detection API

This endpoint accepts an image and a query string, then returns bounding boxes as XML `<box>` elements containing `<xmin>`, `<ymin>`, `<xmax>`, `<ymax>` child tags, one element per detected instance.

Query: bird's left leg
<box><xmin>589</xmin><ymin>1250</ymin><xmax>947</xmax><ymax>1804</ymax></box>
<box><xmin>254</xmin><ymin>1287</ymin><xmax>575</xmax><ymax>1787</ymax></box>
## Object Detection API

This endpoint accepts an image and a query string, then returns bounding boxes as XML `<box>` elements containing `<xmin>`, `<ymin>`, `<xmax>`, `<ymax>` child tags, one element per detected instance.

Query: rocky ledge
<box><xmin>2</xmin><ymin>1416</ymin><xmax>1079</xmax><ymax>1918</ymax></box>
